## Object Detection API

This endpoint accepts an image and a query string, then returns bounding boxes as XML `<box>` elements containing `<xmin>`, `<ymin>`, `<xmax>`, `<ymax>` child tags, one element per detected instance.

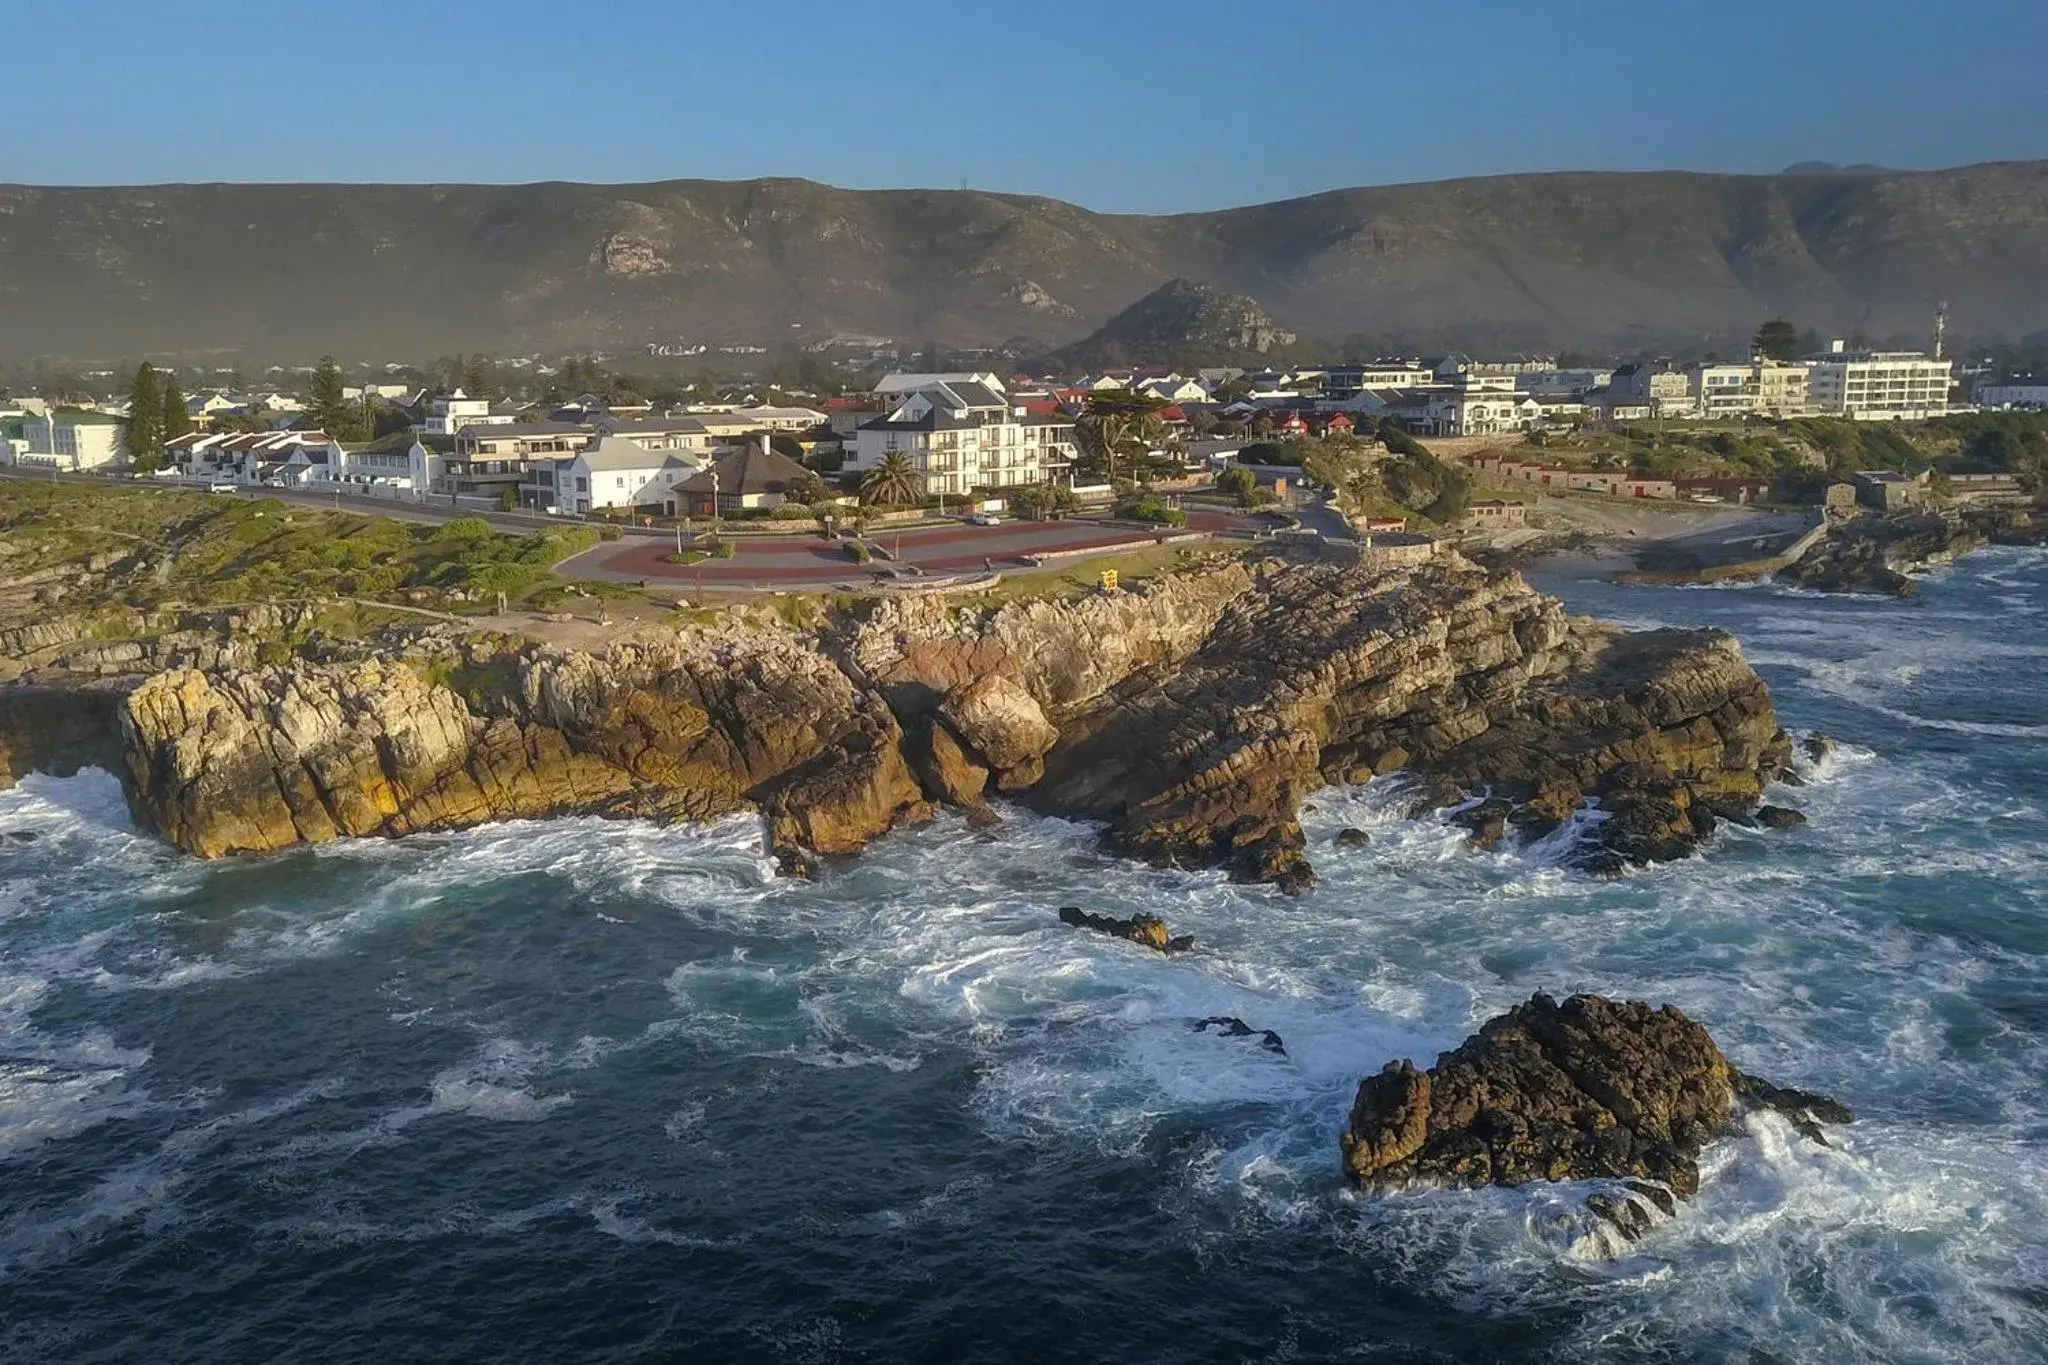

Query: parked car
<box><xmin>208</xmin><ymin>482</ymin><xmax>238</xmax><ymax>495</ymax></box>
<box><xmin>966</xmin><ymin>512</ymin><xmax>1006</xmax><ymax>526</ymax></box>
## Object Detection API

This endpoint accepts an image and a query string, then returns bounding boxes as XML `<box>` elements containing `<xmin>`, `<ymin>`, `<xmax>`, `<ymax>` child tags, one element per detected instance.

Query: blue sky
<box><xmin>9</xmin><ymin>0</ymin><xmax>2048</xmax><ymax>211</ymax></box>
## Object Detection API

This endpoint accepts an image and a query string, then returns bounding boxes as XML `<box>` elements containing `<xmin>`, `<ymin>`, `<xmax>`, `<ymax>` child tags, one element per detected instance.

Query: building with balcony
<box><xmin>445</xmin><ymin>421</ymin><xmax>590</xmax><ymax>502</ymax></box>
<box><xmin>1808</xmin><ymin>347</ymin><xmax>1954</xmax><ymax>420</ymax></box>
<box><xmin>848</xmin><ymin>378</ymin><xmax>1076</xmax><ymax>496</ymax></box>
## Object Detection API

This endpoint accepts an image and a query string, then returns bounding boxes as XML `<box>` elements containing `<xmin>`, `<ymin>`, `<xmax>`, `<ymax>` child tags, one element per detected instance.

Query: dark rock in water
<box><xmin>1340</xmin><ymin>992</ymin><xmax>1850</xmax><ymax>1200</ymax></box>
<box><xmin>1453</xmin><ymin>797</ymin><xmax>1514</xmax><ymax>852</ymax></box>
<box><xmin>1057</xmin><ymin>906</ymin><xmax>1192</xmax><ymax>954</ymax></box>
<box><xmin>1194</xmin><ymin>1016</ymin><xmax>1287</xmax><ymax>1055</ymax></box>
<box><xmin>1801</xmin><ymin>732</ymin><xmax>1837</xmax><ymax>765</ymax></box>
<box><xmin>963</xmin><ymin>803</ymin><xmax>1003</xmax><ymax>830</ymax></box>
<box><xmin>1333</xmin><ymin>827</ymin><xmax>1372</xmax><ymax>848</ymax></box>
<box><xmin>1755</xmin><ymin>805</ymin><xmax>1807</xmax><ymax>829</ymax></box>
<box><xmin>1734</xmin><ymin>1071</ymin><xmax>1856</xmax><ymax>1146</ymax></box>
<box><xmin>2</xmin><ymin>830</ymin><xmax>39</xmax><ymax>844</ymax></box>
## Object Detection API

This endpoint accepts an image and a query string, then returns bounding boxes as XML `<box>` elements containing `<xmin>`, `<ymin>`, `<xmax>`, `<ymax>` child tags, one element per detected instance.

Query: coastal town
<box><xmin>0</xmin><ymin>317</ymin><xmax>2041</xmax><ymax>594</ymax></box>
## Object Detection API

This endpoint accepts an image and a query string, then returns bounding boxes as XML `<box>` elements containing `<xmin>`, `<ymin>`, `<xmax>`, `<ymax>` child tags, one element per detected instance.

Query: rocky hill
<box><xmin>1048</xmin><ymin>279</ymin><xmax>1296</xmax><ymax>368</ymax></box>
<box><xmin>4</xmin><ymin>161</ymin><xmax>2048</xmax><ymax>361</ymax></box>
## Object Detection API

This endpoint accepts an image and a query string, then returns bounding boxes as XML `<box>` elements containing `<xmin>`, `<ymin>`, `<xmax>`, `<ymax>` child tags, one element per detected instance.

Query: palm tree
<box><xmin>861</xmin><ymin>451</ymin><xmax>924</xmax><ymax>506</ymax></box>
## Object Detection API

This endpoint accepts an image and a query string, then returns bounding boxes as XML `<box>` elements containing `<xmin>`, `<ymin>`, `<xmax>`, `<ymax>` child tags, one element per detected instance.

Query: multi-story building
<box><xmin>531</xmin><ymin>437</ymin><xmax>702</xmax><ymax>516</ymax></box>
<box><xmin>445</xmin><ymin>421</ymin><xmax>590</xmax><ymax>502</ymax></box>
<box><xmin>1687</xmin><ymin>359</ymin><xmax>1812</xmax><ymax>419</ymax></box>
<box><xmin>596</xmin><ymin>417</ymin><xmax>716</xmax><ymax>458</ymax></box>
<box><xmin>1971</xmin><ymin>381</ymin><xmax>2048</xmax><ymax>409</ymax></box>
<box><xmin>1420</xmin><ymin>373</ymin><xmax>1543</xmax><ymax>436</ymax></box>
<box><xmin>849</xmin><ymin>378</ymin><xmax>1076</xmax><ymax>496</ymax></box>
<box><xmin>1807</xmin><ymin>347</ymin><xmax>1953</xmax><ymax>420</ymax></box>
<box><xmin>424</xmin><ymin>389</ymin><xmax>513</xmax><ymax>435</ymax></box>
<box><xmin>19</xmin><ymin>411</ymin><xmax>126</xmax><ymax>470</ymax></box>
<box><xmin>1609</xmin><ymin>364</ymin><xmax>1696</xmax><ymax>418</ymax></box>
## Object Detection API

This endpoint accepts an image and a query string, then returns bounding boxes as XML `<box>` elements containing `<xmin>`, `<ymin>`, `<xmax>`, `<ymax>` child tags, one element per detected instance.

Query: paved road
<box><xmin>564</xmin><ymin>510</ymin><xmax>1261</xmax><ymax>587</ymax></box>
<box><xmin>1291</xmin><ymin>495</ymin><xmax>1357</xmax><ymax>541</ymax></box>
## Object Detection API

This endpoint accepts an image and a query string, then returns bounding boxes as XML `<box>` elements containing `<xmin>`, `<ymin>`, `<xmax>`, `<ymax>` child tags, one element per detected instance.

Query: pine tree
<box><xmin>1753</xmin><ymin>319</ymin><xmax>1803</xmax><ymax>364</ymax></box>
<box><xmin>460</xmin><ymin>355</ymin><xmax>500</xmax><ymax>402</ymax></box>
<box><xmin>308</xmin><ymin>355</ymin><xmax>353</xmax><ymax>437</ymax></box>
<box><xmin>159</xmin><ymin>374</ymin><xmax>192</xmax><ymax>448</ymax></box>
<box><xmin>126</xmin><ymin>361</ymin><xmax>163</xmax><ymax>472</ymax></box>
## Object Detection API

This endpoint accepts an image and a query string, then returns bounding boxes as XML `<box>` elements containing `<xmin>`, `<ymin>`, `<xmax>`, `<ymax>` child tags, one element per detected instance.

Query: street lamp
<box><xmin>710</xmin><ymin>468</ymin><xmax>720</xmax><ymax>537</ymax></box>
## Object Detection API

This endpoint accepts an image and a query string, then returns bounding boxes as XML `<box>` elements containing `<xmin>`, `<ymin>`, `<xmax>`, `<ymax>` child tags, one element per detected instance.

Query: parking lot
<box><xmin>563</xmin><ymin>510</ymin><xmax>1263</xmax><ymax>588</ymax></box>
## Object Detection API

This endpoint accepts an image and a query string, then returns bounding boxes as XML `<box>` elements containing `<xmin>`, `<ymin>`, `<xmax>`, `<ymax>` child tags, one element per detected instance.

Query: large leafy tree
<box><xmin>1076</xmin><ymin>391</ymin><xmax>1167</xmax><ymax>484</ymax></box>
<box><xmin>860</xmin><ymin>451</ymin><xmax>924</xmax><ymax>506</ymax></box>
<box><xmin>460</xmin><ymin>354</ymin><xmax>501</xmax><ymax>401</ymax></box>
<box><xmin>125</xmin><ymin>361</ymin><xmax>162</xmax><ymax>471</ymax></box>
<box><xmin>1753</xmin><ymin>319</ymin><xmax>1803</xmax><ymax>364</ymax></box>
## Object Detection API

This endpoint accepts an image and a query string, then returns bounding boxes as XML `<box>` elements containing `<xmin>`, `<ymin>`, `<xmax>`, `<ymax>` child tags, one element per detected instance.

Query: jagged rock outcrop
<box><xmin>118</xmin><ymin>626</ymin><xmax>928</xmax><ymax>865</ymax></box>
<box><xmin>1341</xmin><ymin>992</ymin><xmax>1851</xmax><ymax>1200</ymax></box>
<box><xmin>1779</xmin><ymin>506</ymin><xmax>2047</xmax><ymax>596</ymax></box>
<box><xmin>10</xmin><ymin>552</ymin><xmax>1792</xmax><ymax>885</ymax></box>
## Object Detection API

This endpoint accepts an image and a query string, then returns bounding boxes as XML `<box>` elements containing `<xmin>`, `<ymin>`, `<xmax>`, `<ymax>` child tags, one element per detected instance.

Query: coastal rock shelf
<box><xmin>5</xmin><ymin>554</ymin><xmax>1797</xmax><ymax>885</ymax></box>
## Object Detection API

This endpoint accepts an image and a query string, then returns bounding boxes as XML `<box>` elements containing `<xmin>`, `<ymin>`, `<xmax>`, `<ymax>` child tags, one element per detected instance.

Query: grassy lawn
<box><xmin>0</xmin><ymin>482</ymin><xmax>604</xmax><ymax>615</ymax></box>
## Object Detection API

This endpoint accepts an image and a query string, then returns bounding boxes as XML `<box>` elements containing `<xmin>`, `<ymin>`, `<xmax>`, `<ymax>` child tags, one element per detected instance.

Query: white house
<box><xmin>848</xmin><ymin>379</ymin><xmax>1077</xmax><ymax>496</ymax></box>
<box><xmin>722</xmin><ymin>404</ymin><xmax>828</xmax><ymax>432</ymax></box>
<box><xmin>425</xmin><ymin>389</ymin><xmax>507</xmax><ymax>435</ymax></box>
<box><xmin>533</xmin><ymin>437</ymin><xmax>701</xmax><ymax>516</ymax></box>
<box><xmin>335</xmin><ymin>432</ymin><xmax>445</xmax><ymax>493</ymax></box>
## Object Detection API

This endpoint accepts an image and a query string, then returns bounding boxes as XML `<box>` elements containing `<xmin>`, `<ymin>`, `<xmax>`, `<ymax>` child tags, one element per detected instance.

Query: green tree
<box><xmin>1076</xmin><ymin>392</ymin><xmax>1167</xmax><ymax>484</ymax></box>
<box><xmin>159</xmin><ymin>374</ymin><xmax>192</xmax><ymax>447</ymax></box>
<box><xmin>860</xmin><ymin>452</ymin><xmax>924</xmax><ymax>506</ymax></box>
<box><xmin>1215</xmin><ymin>465</ymin><xmax>1256</xmax><ymax>499</ymax></box>
<box><xmin>308</xmin><ymin>356</ymin><xmax>361</xmax><ymax>438</ymax></box>
<box><xmin>784</xmin><ymin>468</ymin><xmax>829</xmax><ymax>506</ymax></box>
<box><xmin>125</xmin><ymin>361</ymin><xmax>163</xmax><ymax>471</ymax></box>
<box><xmin>1008</xmin><ymin>483</ymin><xmax>1076</xmax><ymax>520</ymax></box>
<box><xmin>461</xmin><ymin>355</ymin><xmax>501</xmax><ymax>401</ymax></box>
<box><xmin>1753</xmin><ymin>319</ymin><xmax>1803</xmax><ymax>364</ymax></box>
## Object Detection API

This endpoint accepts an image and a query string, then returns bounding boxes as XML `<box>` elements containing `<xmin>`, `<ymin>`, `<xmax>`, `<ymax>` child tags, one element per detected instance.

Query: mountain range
<box><xmin>4</xmin><ymin>161</ymin><xmax>2047</xmax><ymax>363</ymax></box>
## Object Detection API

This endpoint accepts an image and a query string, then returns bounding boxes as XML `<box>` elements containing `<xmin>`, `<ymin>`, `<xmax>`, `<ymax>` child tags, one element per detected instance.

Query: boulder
<box><xmin>937</xmin><ymin>674</ymin><xmax>1060</xmax><ymax>777</ymax></box>
<box><xmin>1755</xmin><ymin>805</ymin><xmax>1807</xmax><ymax>829</ymax></box>
<box><xmin>1340</xmin><ymin>992</ymin><xmax>1850</xmax><ymax>1200</ymax></box>
<box><xmin>909</xmin><ymin>717</ymin><xmax>989</xmax><ymax>807</ymax></box>
<box><xmin>1333</xmin><ymin>827</ymin><xmax>1372</xmax><ymax>848</ymax></box>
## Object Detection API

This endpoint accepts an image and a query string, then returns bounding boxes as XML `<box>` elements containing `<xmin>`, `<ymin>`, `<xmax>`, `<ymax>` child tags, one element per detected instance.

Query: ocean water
<box><xmin>0</xmin><ymin>550</ymin><xmax>2044</xmax><ymax>1363</ymax></box>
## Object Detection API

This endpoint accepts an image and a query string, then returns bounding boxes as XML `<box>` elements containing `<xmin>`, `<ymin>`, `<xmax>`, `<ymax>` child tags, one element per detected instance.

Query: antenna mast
<box><xmin>1933</xmin><ymin>301</ymin><xmax>1948</xmax><ymax>359</ymax></box>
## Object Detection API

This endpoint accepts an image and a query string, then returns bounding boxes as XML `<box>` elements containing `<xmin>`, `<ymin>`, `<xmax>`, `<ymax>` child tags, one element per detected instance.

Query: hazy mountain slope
<box><xmin>2</xmin><ymin>162</ymin><xmax>2044</xmax><ymax>361</ymax></box>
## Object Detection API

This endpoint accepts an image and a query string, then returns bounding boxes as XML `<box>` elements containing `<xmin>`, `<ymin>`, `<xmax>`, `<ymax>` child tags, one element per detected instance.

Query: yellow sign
<box><xmin>1099</xmin><ymin>569</ymin><xmax>1119</xmax><ymax>592</ymax></box>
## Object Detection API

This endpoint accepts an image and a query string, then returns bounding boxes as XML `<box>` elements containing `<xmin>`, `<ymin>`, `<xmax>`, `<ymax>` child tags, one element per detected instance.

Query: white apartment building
<box><xmin>849</xmin><ymin>378</ymin><xmax>1076</xmax><ymax>496</ymax></box>
<box><xmin>1689</xmin><ymin>360</ymin><xmax>1812</xmax><ymax>419</ymax></box>
<box><xmin>19</xmin><ymin>412</ymin><xmax>126</xmax><ymax>470</ymax></box>
<box><xmin>1806</xmin><ymin>347</ymin><xmax>1953</xmax><ymax>420</ymax></box>
<box><xmin>1422</xmin><ymin>373</ymin><xmax>1543</xmax><ymax>436</ymax></box>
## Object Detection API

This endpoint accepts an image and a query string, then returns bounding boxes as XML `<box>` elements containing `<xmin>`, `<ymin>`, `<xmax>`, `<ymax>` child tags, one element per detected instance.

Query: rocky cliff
<box><xmin>6</xmin><ymin>554</ymin><xmax>1796</xmax><ymax>884</ymax></box>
